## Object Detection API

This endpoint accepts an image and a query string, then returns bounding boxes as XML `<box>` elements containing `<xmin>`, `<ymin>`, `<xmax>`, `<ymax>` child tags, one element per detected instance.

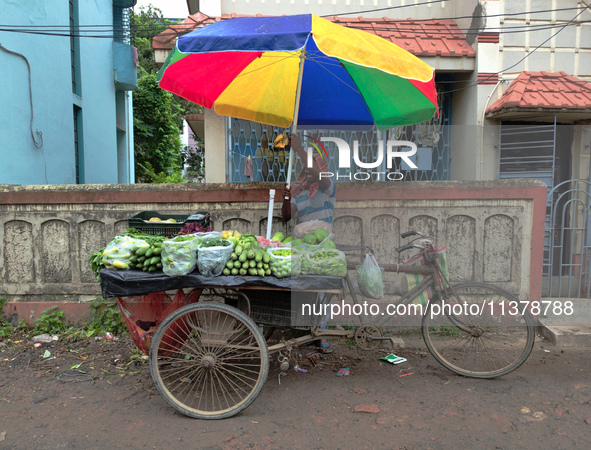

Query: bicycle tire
<box><xmin>422</xmin><ymin>282</ymin><xmax>535</xmax><ymax>379</ymax></box>
<box><xmin>149</xmin><ymin>302</ymin><xmax>269</xmax><ymax>419</ymax></box>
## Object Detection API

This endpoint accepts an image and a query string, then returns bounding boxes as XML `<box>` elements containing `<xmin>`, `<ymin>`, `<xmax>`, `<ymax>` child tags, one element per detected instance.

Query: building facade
<box><xmin>0</xmin><ymin>0</ymin><xmax>138</xmax><ymax>185</ymax></box>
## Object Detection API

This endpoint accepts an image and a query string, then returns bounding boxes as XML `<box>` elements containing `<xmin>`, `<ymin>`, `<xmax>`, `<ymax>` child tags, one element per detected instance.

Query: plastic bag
<box><xmin>197</xmin><ymin>238</ymin><xmax>234</xmax><ymax>277</ymax></box>
<box><xmin>161</xmin><ymin>235</ymin><xmax>200</xmax><ymax>277</ymax></box>
<box><xmin>102</xmin><ymin>236</ymin><xmax>149</xmax><ymax>270</ymax></box>
<box><xmin>293</xmin><ymin>220</ymin><xmax>331</xmax><ymax>239</ymax></box>
<box><xmin>188</xmin><ymin>231</ymin><xmax>222</xmax><ymax>241</ymax></box>
<box><xmin>356</xmin><ymin>253</ymin><xmax>384</xmax><ymax>299</ymax></box>
<box><xmin>301</xmin><ymin>248</ymin><xmax>347</xmax><ymax>277</ymax></box>
<box><xmin>267</xmin><ymin>247</ymin><xmax>301</xmax><ymax>278</ymax></box>
<box><xmin>291</xmin><ymin>233</ymin><xmax>336</xmax><ymax>252</ymax></box>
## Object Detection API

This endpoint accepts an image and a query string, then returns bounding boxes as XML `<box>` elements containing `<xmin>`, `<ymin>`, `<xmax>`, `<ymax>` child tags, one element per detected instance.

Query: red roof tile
<box><xmin>486</xmin><ymin>71</ymin><xmax>591</xmax><ymax>115</ymax></box>
<box><xmin>327</xmin><ymin>17</ymin><xmax>474</xmax><ymax>57</ymax></box>
<box><xmin>153</xmin><ymin>13</ymin><xmax>475</xmax><ymax>58</ymax></box>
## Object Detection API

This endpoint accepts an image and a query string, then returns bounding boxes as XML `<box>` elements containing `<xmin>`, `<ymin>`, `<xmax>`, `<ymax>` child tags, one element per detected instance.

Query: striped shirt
<box><xmin>291</xmin><ymin>179</ymin><xmax>336</xmax><ymax>227</ymax></box>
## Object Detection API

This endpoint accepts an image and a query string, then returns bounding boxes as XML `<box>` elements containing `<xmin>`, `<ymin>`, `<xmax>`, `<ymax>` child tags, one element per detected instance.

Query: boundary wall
<box><xmin>0</xmin><ymin>180</ymin><xmax>546</xmax><ymax>323</ymax></box>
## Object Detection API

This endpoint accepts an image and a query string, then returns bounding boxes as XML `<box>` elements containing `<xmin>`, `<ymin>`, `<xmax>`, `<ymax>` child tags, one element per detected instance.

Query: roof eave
<box><xmin>486</xmin><ymin>107</ymin><xmax>591</xmax><ymax>123</ymax></box>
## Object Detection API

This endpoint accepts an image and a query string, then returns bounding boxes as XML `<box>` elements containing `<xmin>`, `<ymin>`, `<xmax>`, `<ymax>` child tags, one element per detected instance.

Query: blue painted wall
<box><xmin>0</xmin><ymin>0</ymin><xmax>135</xmax><ymax>185</ymax></box>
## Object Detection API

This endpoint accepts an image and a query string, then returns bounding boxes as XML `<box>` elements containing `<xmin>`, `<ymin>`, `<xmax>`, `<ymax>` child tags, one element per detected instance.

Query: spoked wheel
<box><xmin>149</xmin><ymin>302</ymin><xmax>269</xmax><ymax>419</ymax></box>
<box><xmin>422</xmin><ymin>282</ymin><xmax>535</xmax><ymax>379</ymax></box>
<box><xmin>199</xmin><ymin>288</ymin><xmax>251</xmax><ymax>316</ymax></box>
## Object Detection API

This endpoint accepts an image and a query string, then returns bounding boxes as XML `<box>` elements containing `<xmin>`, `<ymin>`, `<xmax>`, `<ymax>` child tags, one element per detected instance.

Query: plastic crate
<box><xmin>127</xmin><ymin>210</ymin><xmax>210</xmax><ymax>236</ymax></box>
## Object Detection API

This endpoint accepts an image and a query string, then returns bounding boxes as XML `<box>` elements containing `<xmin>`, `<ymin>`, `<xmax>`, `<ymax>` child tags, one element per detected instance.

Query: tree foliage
<box><xmin>130</xmin><ymin>5</ymin><xmax>171</xmax><ymax>77</ymax></box>
<box><xmin>130</xmin><ymin>5</ymin><xmax>202</xmax><ymax>183</ymax></box>
<box><xmin>133</xmin><ymin>72</ymin><xmax>184</xmax><ymax>182</ymax></box>
<box><xmin>183</xmin><ymin>137</ymin><xmax>205</xmax><ymax>182</ymax></box>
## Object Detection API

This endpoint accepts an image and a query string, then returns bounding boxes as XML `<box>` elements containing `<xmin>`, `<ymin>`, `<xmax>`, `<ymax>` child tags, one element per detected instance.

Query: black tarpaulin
<box><xmin>100</xmin><ymin>269</ymin><xmax>345</xmax><ymax>298</ymax></box>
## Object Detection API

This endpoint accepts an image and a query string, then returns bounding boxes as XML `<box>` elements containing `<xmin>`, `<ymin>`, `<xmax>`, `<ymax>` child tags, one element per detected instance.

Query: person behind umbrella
<box><xmin>282</xmin><ymin>133</ymin><xmax>336</xmax><ymax>353</ymax></box>
<box><xmin>281</xmin><ymin>134</ymin><xmax>335</xmax><ymax>232</ymax></box>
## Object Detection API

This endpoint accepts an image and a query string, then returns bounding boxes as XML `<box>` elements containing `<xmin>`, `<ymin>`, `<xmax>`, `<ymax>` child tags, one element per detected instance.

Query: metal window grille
<box><xmin>74</xmin><ymin>105</ymin><xmax>83</xmax><ymax>184</ymax></box>
<box><xmin>498</xmin><ymin>118</ymin><xmax>558</xmax><ymax>295</ymax></box>
<box><xmin>227</xmin><ymin>87</ymin><xmax>451</xmax><ymax>183</ymax></box>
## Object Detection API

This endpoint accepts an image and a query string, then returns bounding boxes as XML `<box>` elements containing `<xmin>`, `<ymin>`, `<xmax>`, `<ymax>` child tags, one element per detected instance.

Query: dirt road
<box><xmin>1</xmin><ymin>331</ymin><xmax>590</xmax><ymax>449</ymax></box>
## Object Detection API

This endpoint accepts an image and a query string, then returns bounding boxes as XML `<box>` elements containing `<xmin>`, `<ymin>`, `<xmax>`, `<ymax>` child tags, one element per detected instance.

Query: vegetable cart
<box><xmin>99</xmin><ymin>231</ymin><xmax>535</xmax><ymax>420</ymax></box>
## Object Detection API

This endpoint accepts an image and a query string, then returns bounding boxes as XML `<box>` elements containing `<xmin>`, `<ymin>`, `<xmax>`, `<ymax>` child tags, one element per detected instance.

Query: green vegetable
<box><xmin>314</xmin><ymin>228</ymin><xmax>329</xmax><ymax>242</ymax></box>
<box><xmin>172</xmin><ymin>235</ymin><xmax>198</xmax><ymax>242</ymax></box>
<box><xmin>89</xmin><ymin>247</ymin><xmax>106</xmax><ymax>281</ymax></box>
<box><xmin>200</xmin><ymin>238</ymin><xmax>231</xmax><ymax>248</ymax></box>
<box><xmin>271</xmin><ymin>232</ymin><xmax>285</xmax><ymax>242</ymax></box>
<box><xmin>292</xmin><ymin>238</ymin><xmax>304</xmax><ymax>247</ymax></box>
<box><xmin>303</xmin><ymin>234</ymin><xmax>318</xmax><ymax>245</ymax></box>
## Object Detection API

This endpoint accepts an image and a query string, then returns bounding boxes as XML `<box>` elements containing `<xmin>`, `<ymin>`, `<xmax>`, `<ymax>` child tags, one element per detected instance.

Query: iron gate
<box><xmin>543</xmin><ymin>180</ymin><xmax>591</xmax><ymax>298</ymax></box>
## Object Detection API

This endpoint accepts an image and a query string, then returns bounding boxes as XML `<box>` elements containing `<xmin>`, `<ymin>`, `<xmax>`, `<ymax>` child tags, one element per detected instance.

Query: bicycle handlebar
<box><xmin>395</xmin><ymin>243</ymin><xmax>417</xmax><ymax>253</ymax></box>
<box><xmin>401</xmin><ymin>230</ymin><xmax>424</xmax><ymax>239</ymax></box>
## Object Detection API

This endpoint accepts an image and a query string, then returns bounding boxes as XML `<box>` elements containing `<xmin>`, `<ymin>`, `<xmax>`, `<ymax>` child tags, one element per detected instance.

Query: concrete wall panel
<box><xmin>333</xmin><ymin>215</ymin><xmax>363</xmax><ymax>247</ymax></box>
<box><xmin>79</xmin><ymin>220</ymin><xmax>106</xmax><ymax>284</ymax></box>
<box><xmin>408</xmin><ymin>215</ymin><xmax>438</xmax><ymax>246</ymax></box>
<box><xmin>369</xmin><ymin>214</ymin><xmax>401</xmax><ymax>264</ymax></box>
<box><xmin>483</xmin><ymin>214</ymin><xmax>514</xmax><ymax>282</ymax></box>
<box><xmin>446</xmin><ymin>215</ymin><xmax>477</xmax><ymax>282</ymax></box>
<box><xmin>41</xmin><ymin>220</ymin><xmax>72</xmax><ymax>283</ymax></box>
<box><xmin>4</xmin><ymin>221</ymin><xmax>35</xmax><ymax>284</ymax></box>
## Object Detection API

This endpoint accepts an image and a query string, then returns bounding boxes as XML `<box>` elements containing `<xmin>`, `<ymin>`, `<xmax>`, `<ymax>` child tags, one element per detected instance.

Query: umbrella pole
<box><xmin>265</xmin><ymin>189</ymin><xmax>276</xmax><ymax>240</ymax></box>
<box><xmin>270</xmin><ymin>51</ymin><xmax>305</xmax><ymax>239</ymax></box>
<box><xmin>285</xmin><ymin>50</ymin><xmax>306</xmax><ymax>195</ymax></box>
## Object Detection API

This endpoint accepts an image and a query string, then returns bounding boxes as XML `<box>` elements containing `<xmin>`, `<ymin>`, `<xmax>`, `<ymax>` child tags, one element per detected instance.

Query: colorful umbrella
<box><xmin>157</xmin><ymin>13</ymin><xmax>438</xmax><ymax>131</ymax></box>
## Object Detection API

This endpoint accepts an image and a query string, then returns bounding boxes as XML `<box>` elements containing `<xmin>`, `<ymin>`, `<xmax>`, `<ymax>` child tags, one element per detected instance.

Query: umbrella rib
<box><xmin>304</xmin><ymin>51</ymin><xmax>343</xmax><ymax>67</ymax></box>
<box><xmin>305</xmin><ymin>55</ymin><xmax>362</xmax><ymax>95</ymax></box>
<box><xmin>233</xmin><ymin>52</ymin><xmax>302</xmax><ymax>79</ymax></box>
